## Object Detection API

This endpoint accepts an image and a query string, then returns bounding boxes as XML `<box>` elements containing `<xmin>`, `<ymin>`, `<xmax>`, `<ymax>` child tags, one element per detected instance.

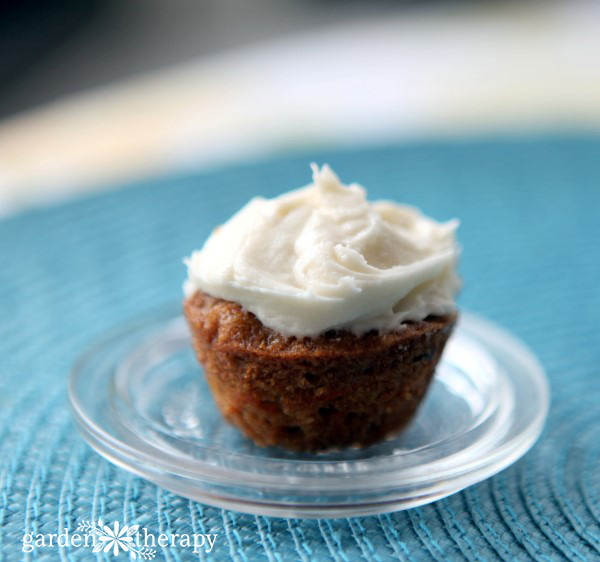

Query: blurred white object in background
<box><xmin>0</xmin><ymin>0</ymin><xmax>599</xmax><ymax>215</ymax></box>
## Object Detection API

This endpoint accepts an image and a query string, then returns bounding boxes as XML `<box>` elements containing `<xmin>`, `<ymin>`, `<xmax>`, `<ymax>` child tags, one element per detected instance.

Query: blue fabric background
<box><xmin>1</xmin><ymin>136</ymin><xmax>599</xmax><ymax>561</ymax></box>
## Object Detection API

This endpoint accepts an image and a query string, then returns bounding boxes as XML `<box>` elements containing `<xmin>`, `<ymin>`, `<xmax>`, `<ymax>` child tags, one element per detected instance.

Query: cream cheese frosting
<box><xmin>184</xmin><ymin>164</ymin><xmax>460</xmax><ymax>336</ymax></box>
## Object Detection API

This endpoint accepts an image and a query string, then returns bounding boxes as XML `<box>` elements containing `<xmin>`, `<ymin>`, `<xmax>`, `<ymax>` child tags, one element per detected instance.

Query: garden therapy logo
<box><xmin>78</xmin><ymin>519</ymin><xmax>155</xmax><ymax>558</ymax></box>
<box><xmin>22</xmin><ymin>518</ymin><xmax>218</xmax><ymax>556</ymax></box>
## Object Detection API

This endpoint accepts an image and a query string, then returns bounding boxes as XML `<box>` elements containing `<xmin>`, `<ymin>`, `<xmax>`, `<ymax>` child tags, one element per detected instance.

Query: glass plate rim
<box><xmin>69</xmin><ymin>306</ymin><xmax>549</xmax><ymax>494</ymax></box>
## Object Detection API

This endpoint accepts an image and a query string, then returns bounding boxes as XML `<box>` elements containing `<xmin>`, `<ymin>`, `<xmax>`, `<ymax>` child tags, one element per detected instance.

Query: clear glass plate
<box><xmin>69</xmin><ymin>307</ymin><xmax>549</xmax><ymax>518</ymax></box>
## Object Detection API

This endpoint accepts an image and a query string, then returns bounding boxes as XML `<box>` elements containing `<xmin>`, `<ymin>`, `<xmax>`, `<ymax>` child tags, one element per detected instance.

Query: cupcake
<box><xmin>184</xmin><ymin>165</ymin><xmax>460</xmax><ymax>451</ymax></box>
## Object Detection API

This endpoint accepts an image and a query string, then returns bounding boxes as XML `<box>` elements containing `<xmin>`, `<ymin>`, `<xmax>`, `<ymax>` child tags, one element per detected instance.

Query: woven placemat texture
<box><xmin>1</xmin><ymin>136</ymin><xmax>599</xmax><ymax>561</ymax></box>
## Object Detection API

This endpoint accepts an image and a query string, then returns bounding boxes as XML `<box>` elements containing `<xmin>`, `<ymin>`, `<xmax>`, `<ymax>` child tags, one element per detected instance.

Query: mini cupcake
<box><xmin>184</xmin><ymin>165</ymin><xmax>460</xmax><ymax>451</ymax></box>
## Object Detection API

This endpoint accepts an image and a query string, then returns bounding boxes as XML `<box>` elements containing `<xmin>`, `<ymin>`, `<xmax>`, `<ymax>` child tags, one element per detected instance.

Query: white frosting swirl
<box><xmin>185</xmin><ymin>164</ymin><xmax>460</xmax><ymax>336</ymax></box>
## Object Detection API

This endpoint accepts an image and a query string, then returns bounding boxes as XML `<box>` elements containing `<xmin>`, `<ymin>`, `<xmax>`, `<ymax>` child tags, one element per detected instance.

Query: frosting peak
<box><xmin>185</xmin><ymin>165</ymin><xmax>459</xmax><ymax>336</ymax></box>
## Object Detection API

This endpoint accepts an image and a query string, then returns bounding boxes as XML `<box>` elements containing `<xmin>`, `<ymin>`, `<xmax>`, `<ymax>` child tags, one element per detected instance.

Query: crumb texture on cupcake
<box><xmin>185</xmin><ymin>291</ymin><xmax>456</xmax><ymax>451</ymax></box>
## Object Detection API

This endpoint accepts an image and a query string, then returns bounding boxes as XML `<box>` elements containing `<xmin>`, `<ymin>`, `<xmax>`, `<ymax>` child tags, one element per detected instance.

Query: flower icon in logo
<box><xmin>76</xmin><ymin>519</ymin><xmax>155</xmax><ymax>559</ymax></box>
<box><xmin>93</xmin><ymin>520</ymin><xmax>138</xmax><ymax>556</ymax></box>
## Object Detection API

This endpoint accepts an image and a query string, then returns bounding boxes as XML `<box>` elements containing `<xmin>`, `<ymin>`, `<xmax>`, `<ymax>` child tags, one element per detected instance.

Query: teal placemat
<box><xmin>1</xmin><ymin>136</ymin><xmax>599</xmax><ymax>561</ymax></box>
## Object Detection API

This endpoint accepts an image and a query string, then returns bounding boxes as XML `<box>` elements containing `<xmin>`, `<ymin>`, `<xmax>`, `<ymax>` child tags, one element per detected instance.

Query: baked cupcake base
<box><xmin>184</xmin><ymin>291</ymin><xmax>456</xmax><ymax>451</ymax></box>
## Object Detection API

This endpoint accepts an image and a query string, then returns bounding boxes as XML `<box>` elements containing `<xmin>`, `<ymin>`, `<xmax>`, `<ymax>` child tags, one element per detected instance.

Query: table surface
<box><xmin>2</xmin><ymin>1</ymin><xmax>600</xmax><ymax>218</ymax></box>
<box><xmin>1</xmin><ymin>136</ymin><xmax>599</xmax><ymax>560</ymax></box>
